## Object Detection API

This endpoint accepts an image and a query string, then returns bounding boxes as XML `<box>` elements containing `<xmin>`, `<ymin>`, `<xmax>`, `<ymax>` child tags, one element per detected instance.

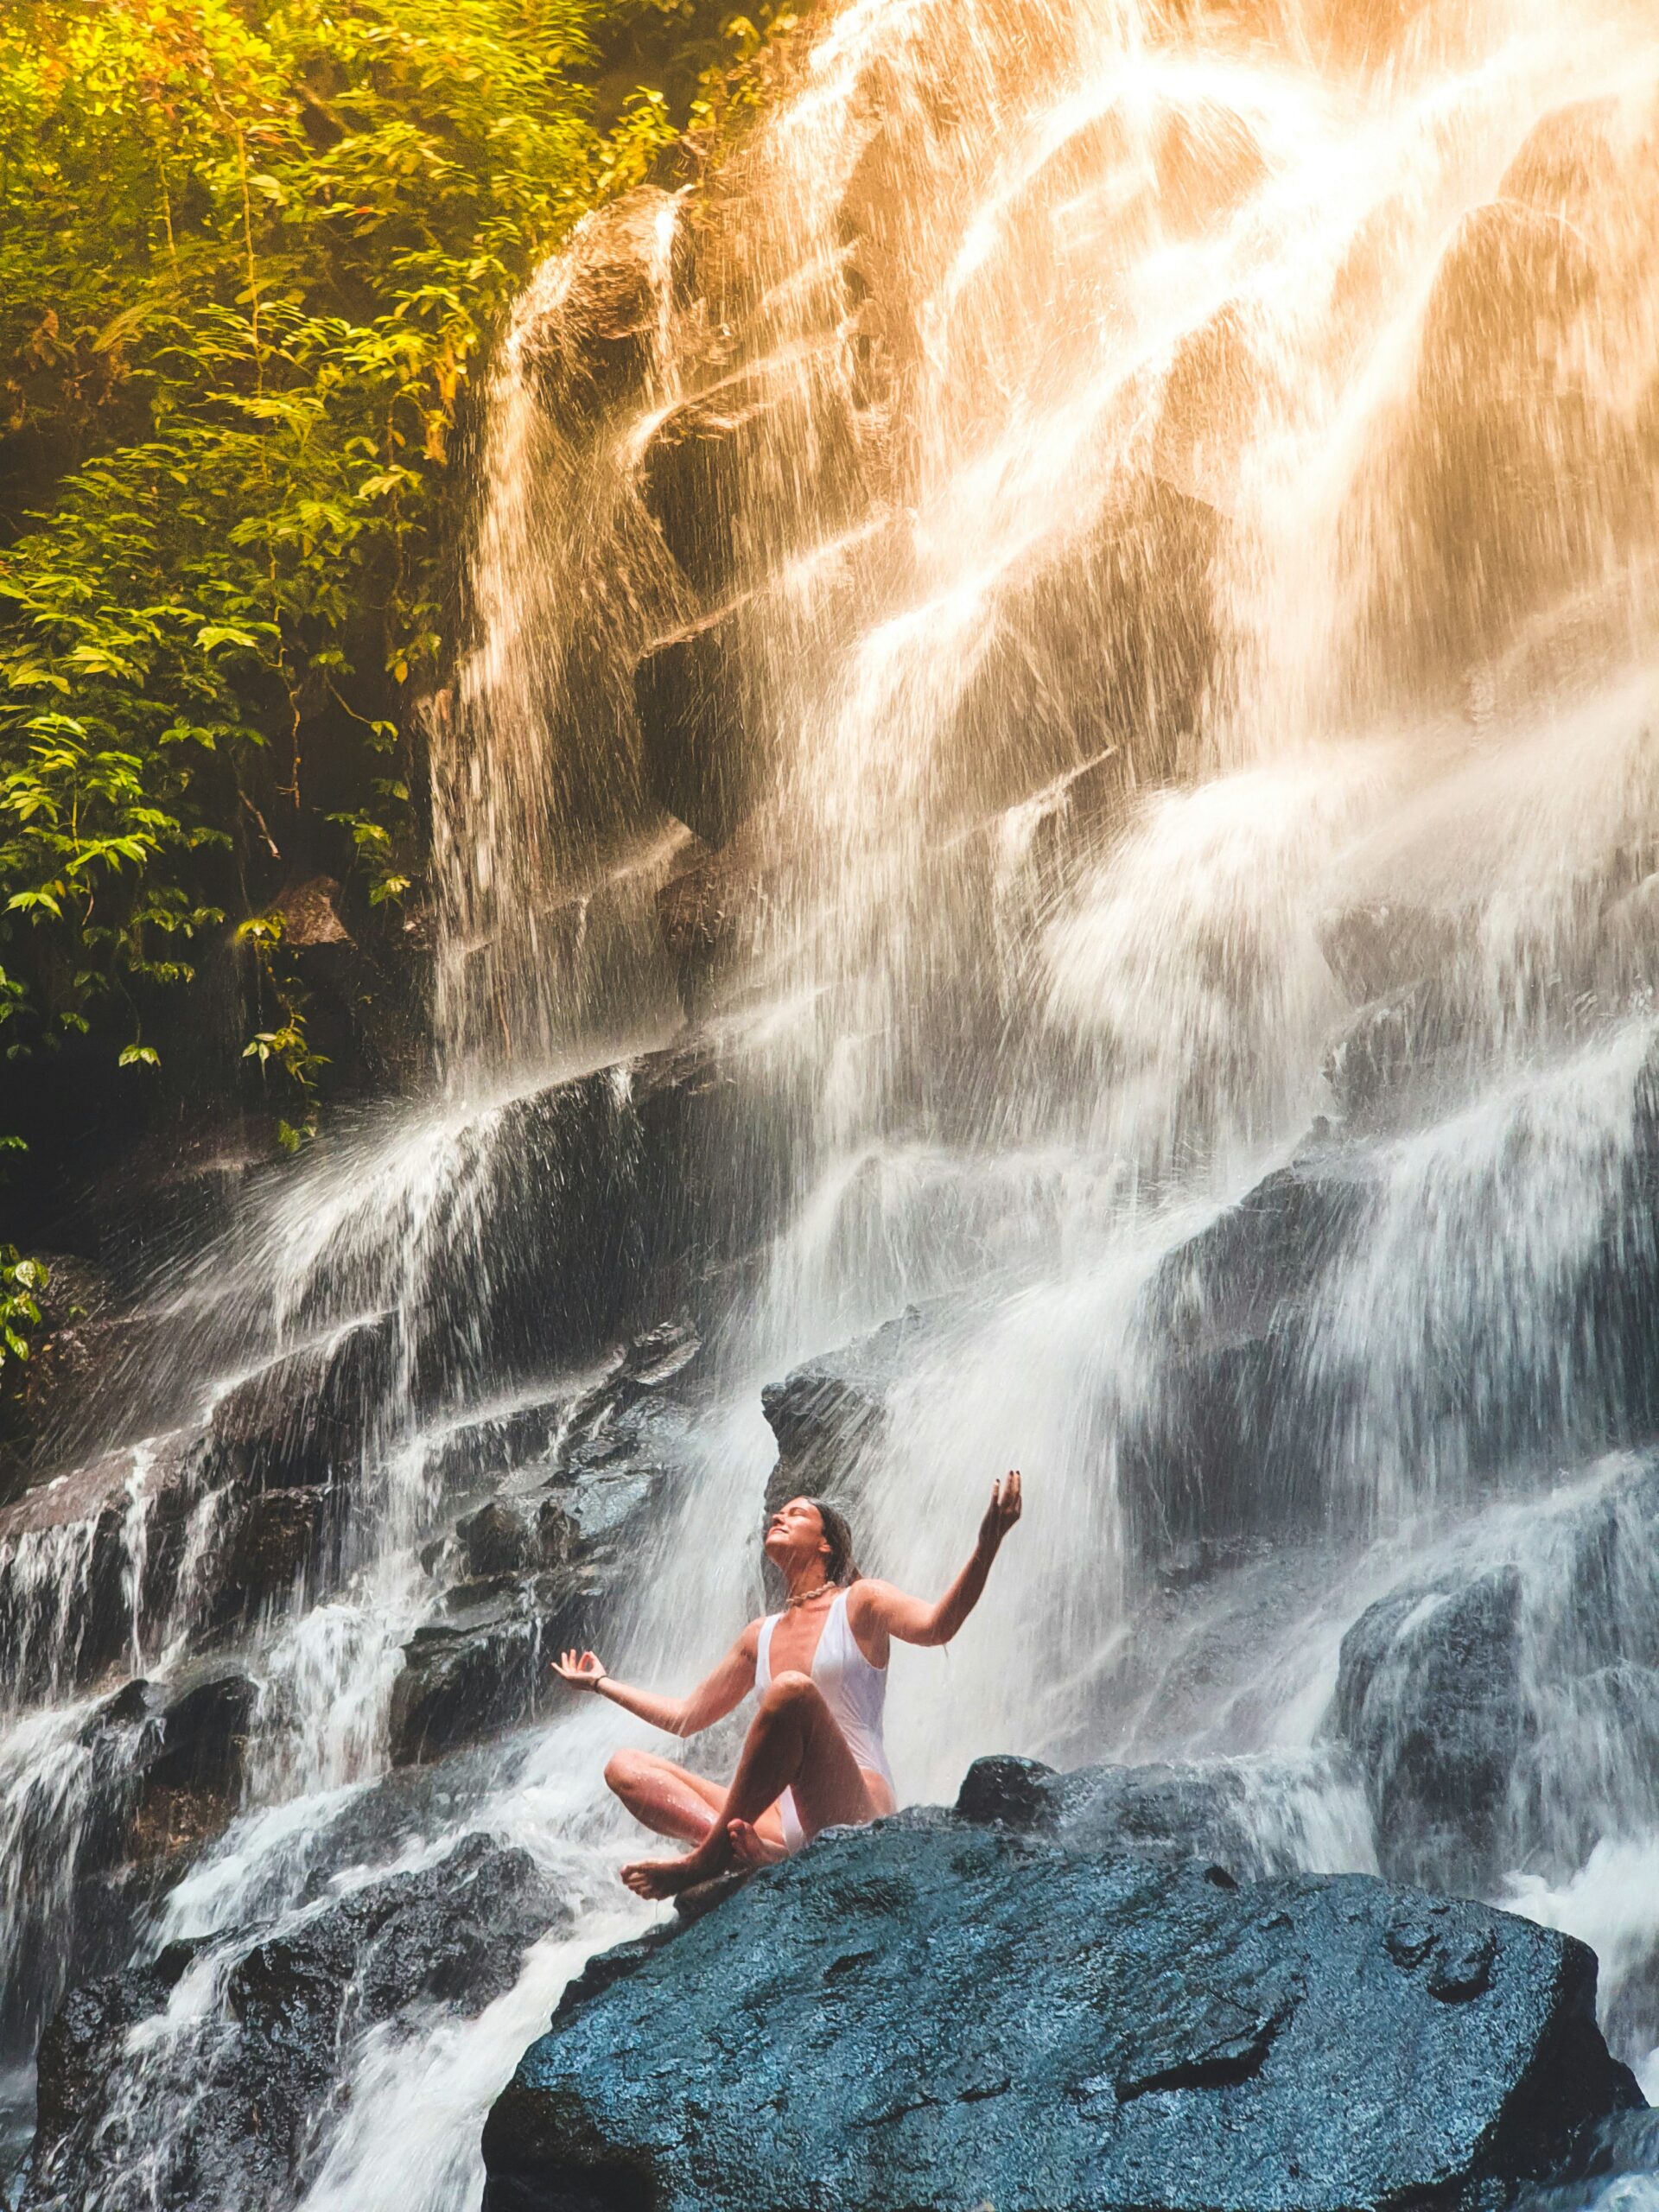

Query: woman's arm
<box><xmin>551</xmin><ymin>1623</ymin><xmax>760</xmax><ymax>1738</ymax></box>
<box><xmin>854</xmin><ymin>1470</ymin><xmax>1022</xmax><ymax>1649</ymax></box>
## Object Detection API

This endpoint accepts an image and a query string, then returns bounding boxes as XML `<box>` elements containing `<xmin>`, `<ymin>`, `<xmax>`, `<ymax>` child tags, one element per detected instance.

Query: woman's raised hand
<box><xmin>977</xmin><ymin>1469</ymin><xmax>1023</xmax><ymax>1553</ymax></box>
<box><xmin>552</xmin><ymin>1648</ymin><xmax>608</xmax><ymax>1691</ymax></box>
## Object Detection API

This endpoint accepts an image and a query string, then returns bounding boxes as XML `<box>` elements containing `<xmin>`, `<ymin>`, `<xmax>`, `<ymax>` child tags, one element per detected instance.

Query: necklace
<box><xmin>784</xmin><ymin>1580</ymin><xmax>836</xmax><ymax>1610</ymax></box>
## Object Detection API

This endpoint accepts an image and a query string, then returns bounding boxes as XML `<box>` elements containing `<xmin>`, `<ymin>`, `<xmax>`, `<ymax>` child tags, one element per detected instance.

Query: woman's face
<box><xmin>763</xmin><ymin>1497</ymin><xmax>830</xmax><ymax>1573</ymax></box>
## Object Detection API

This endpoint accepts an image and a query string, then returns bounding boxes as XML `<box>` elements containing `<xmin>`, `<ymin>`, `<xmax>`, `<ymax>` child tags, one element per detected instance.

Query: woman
<box><xmin>553</xmin><ymin>1471</ymin><xmax>1023</xmax><ymax>1898</ymax></box>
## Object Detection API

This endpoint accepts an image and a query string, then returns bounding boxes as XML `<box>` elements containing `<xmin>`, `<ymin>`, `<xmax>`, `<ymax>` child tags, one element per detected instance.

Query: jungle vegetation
<box><xmin>0</xmin><ymin>0</ymin><xmax>797</xmax><ymax>1321</ymax></box>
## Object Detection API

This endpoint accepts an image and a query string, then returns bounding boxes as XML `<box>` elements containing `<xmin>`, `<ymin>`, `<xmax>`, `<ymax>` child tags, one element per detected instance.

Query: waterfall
<box><xmin>9</xmin><ymin>0</ymin><xmax>1659</xmax><ymax>2202</ymax></box>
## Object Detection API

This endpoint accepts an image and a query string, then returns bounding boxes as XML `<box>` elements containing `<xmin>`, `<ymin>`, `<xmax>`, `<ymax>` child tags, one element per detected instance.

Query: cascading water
<box><xmin>8</xmin><ymin>0</ymin><xmax>1659</xmax><ymax>2202</ymax></box>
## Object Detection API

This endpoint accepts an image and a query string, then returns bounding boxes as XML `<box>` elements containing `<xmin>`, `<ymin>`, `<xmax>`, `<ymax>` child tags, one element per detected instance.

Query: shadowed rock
<box><xmin>633</xmin><ymin>604</ymin><xmax>755</xmax><ymax>849</ymax></box>
<box><xmin>387</xmin><ymin>1564</ymin><xmax>601</xmax><ymax>1765</ymax></box>
<box><xmin>29</xmin><ymin>1834</ymin><xmax>566</xmax><ymax>2212</ymax></box>
<box><xmin>760</xmin><ymin>1306</ymin><xmax>936</xmax><ymax>1518</ymax></box>
<box><xmin>390</xmin><ymin>1327</ymin><xmax>702</xmax><ymax>1764</ymax></box>
<box><xmin>1117</xmin><ymin>1154</ymin><xmax>1369</xmax><ymax>1554</ymax></box>
<box><xmin>518</xmin><ymin>188</ymin><xmax>691</xmax><ymax>412</ymax></box>
<box><xmin>1336</xmin><ymin>1563</ymin><xmax>1529</xmax><ymax>1897</ymax></box>
<box><xmin>1332</xmin><ymin>1454</ymin><xmax>1659</xmax><ymax>1925</ymax></box>
<box><xmin>207</xmin><ymin>1314</ymin><xmax>398</xmax><ymax>1492</ymax></box>
<box><xmin>635</xmin><ymin>356</ymin><xmax>864</xmax><ymax>599</ymax></box>
<box><xmin>0</xmin><ymin>1662</ymin><xmax>257</xmax><ymax>2058</ymax></box>
<box><xmin>0</xmin><ymin>1436</ymin><xmax>200</xmax><ymax>1701</ymax></box>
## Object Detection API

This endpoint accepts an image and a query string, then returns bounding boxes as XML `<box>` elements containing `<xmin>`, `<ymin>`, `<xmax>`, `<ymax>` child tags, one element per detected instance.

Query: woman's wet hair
<box><xmin>803</xmin><ymin>1497</ymin><xmax>859</xmax><ymax>1584</ymax></box>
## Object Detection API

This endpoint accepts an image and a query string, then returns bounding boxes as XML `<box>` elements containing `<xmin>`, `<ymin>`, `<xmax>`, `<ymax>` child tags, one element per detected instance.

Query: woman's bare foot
<box><xmin>726</xmin><ymin>1818</ymin><xmax>786</xmax><ymax>1867</ymax></box>
<box><xmin>620</xmin><ymin>1843</ymin><xmax>728</xmax><ymax>1899</ymax></box>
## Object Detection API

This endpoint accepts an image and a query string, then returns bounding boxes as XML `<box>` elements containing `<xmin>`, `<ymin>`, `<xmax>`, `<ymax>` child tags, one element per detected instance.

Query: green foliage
<box><xmin>236</xmin><ymin>908</ymin><xmax>327</xmax><ymax>1147</ymax></box>
<box><xmin>0</xmin><ymin>1246</ymin><xmax>47</xmax><ymax>1368</ymax></box>
<box><xmin>0</xmin><ymin>0</ymin><xmax>684</xmax><ymax>1083</ymax></box>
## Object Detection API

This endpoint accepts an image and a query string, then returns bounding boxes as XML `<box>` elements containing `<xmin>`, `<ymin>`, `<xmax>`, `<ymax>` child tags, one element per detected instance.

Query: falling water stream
<box><xmin>9</xmin><ymin>0</ymin><xmax>1659</xmax><ymax>2201</ymax></box>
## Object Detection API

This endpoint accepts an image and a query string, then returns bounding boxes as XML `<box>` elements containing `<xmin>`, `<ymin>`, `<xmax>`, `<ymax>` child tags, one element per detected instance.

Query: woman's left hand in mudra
<box><xmin>978</xmin><ymin>1469</ymin><xmax>1022</xmax><ymax>1552</ymax></box>
<box><xmin>553</xmin><ymin>1649</ymin><xmax>607</xmax><ymax>1691</ymax></box>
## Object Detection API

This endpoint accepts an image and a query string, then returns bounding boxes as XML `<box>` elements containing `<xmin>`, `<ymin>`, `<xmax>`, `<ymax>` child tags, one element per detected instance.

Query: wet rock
<box><xmin>518</xmin><ymin>188</ymin><xmax>690</xmax><ymax>412</ymax></box>
<box><xmin>143</xmin><ymin>1662</ymin><xmax>257</xmax><ymax>1798</ymax></box>
<box><xmin>79</xmin><ymin>1115</ymin><xmax>284</xmax><ymax>1300</ymax></box>
<box><xmin>29</xmin><ymin>1942</ymin><xmax>195</xmax><ymax>2153</ymax></box>
<box><xmin>955</xmin><ymin>1750</ymin><xmax>1058</xmax><ymax>1830</ymax></box>
<box><xmin>214</xmin><ymin>1484</ymin><xmax>332</xmax><ymax>1624</ymax></box>
<box><xmin>1332</xmin><ymin>1456</ymin><xmax>1659</xmax><ymax>1908</ymax></box>
<box><xmin>392</xmin><ymin>1325</ymin><xmax>703</xmax><ymax>1764</ymax></box>
<box><xmin>1118</xmin><ymin>1160</ymin><xmax>1368</xmax><ymax>1554</ymax></box>
<box><xmin>957</xmin><ymin>1748</ymin><xmax>1365</xmax><ymax>1880</ymax></box>
<box><xmin>1018</xmin><ymin>746</ymin><xmax>1130</xmax><ymax>892</ymax></box>
<box><xmin>402</xmin><ymin>1063</ymin><xmax>727</xmax><ymax>1408</ymax></box>
<box><xmin>633</xmin><ymin>601</ymin><xmax>755</xmax><ymax>849</ymax></box>
<box><xmin>837</xmin><ymin>111</ymin><xmax>925</xmax><ymax>399</ymax></box>
<box><xmin>550</xmin><ymin>1931</ymin><xmax>676</xmax><ymax>2023</ymax></box>
<box><xmin>387</xmin><ymin>1567</ymin><xmax>598</xmax><ymax>1764</ymax></box>
<box><xmin>953</xmin><ymin>475</ymin><xmax>1220</xmax><ymax>804</ymax></box>
<box><xmin>1359</xmin><ymin>162</ymin><xmax>1645</xmax><ymax>688</ymax></box>
<box><xmin>482</xmin><ymin>1821</ymin><xmax>1639</xmax><ymax>2212</ymax></box>
<box><xmin>29</xmin><ymin>1834</ymin><xmax>567</xmax><ymax>2212</ymax></box>
<box><xmin>1325</xmin><ymin>973</ymin><xmax>1458</xmax><ymax>1123</ymax></box>
<box><xmin>0</xmin><ymin>1687</ymin><xmax>158</xmax><ymax>2057</ymax></box>
<box><xmin>1322</xmin><ymin>899</ymin><xmax>1463</xmax><ymax>1006</ymax></box>
<box><xmin>635</xmin><ymin>355</ymin><xmax>865</xmax><ymax>599</ymax></box>
<box><xmin>419</xmin><ymin>1389</ymin><xmax>571</xmax><ymax>1500</ymax></box>
<box><xmin>1122</xmin><ymin>1057</ymin><xmax>1659</xmax><ymax>1561</ymax></box>
<box><xmin>225</xmin><ymin>1831</ymin><xmax>553</xmax><ymax>2024</ymax></box>
<box><xmin>0</xmin><ymin>1438</ymin><xmax>200</xmax><ymax>1700</ymax></box>
<box><xmin>1598</xmin><ymin>871</ymin><xmax>1659</xmax><ymax>1003</ymax></box>
<box><xmin>654</xmin><ymin>832</ymin><xmax>756</xmax><ymax>1012</ymax></box>
<box><xmin>1318</xmin><ymin>879</ymin><xmax>1610</xmax><ymax>1134</ymax></box>
<box><xmin>1</xmin><ymin>1659</ymin><xmax>254</xmax><ymax>2059</ymax></box>
<box><xmin>207</xmin><ymin>1313</ymin><xmax>398</xmax><ymax>1492</ymax></box>
<box><xmin>21</xmin><ymin>1312</ymin><xmax>166</xmax><ymax>1467</ymax></box>
<box><xmin>1334</xmin><ymin>1563</ymin><xmax>1527</xmax><ymax>1895</ymax></box>
<box><xmin>760</xmin><ymin>1306</ymin><xmax>934</xmax><ymax>1515</ymax></box>
<box><xmin>123</xmin><ymin>1662</ymin><xmax>259</xmax><ymax>1878</ymax></box>
<box><xmin>457</xmin><ymin>1498</ymin><xmax>537</xmax><ymax>1580</ymax></box>
<box><xmin>551</xmin><ymin>1386</ymin><xmax>691</xmax><ymax>1549</ymax></box>
<box><xmin>1520</xmin><ymin>2107</ymin><xmax>1659</xmax><ymax>2212</ymax></box>
<box><xmin>73</xmin><ymin>1666</ymin><xmax>251</xmax><ymax>1861</ymax></box>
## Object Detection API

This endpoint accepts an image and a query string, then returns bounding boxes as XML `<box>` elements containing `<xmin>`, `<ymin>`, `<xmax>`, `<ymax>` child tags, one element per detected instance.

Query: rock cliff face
<box><xmin>481</xmin><ymin>1817</ymin><xmax>1640</xmax><ymax>2212</ymax></box>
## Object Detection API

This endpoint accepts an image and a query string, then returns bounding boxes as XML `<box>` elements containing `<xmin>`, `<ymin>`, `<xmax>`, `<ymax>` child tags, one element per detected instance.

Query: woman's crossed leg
<box><xmin>616</xmin><ymin>1670</ymin><xmax>880</xmax><ymax>1899</ymax></box>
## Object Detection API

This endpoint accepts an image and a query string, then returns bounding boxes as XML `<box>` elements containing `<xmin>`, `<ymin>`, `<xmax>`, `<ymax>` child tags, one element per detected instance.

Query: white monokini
<box><xmin>755</xmin><ymin>1588</ymin><xmax>894</xmax><ymax>1853</ymax></box>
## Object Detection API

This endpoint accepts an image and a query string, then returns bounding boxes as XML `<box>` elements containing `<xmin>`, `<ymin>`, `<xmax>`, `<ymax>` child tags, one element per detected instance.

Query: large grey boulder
<box><xmin>481</xmin><ymin>1819</ymin><xmax>1640</xmax><ymax>2212</ymax></box>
